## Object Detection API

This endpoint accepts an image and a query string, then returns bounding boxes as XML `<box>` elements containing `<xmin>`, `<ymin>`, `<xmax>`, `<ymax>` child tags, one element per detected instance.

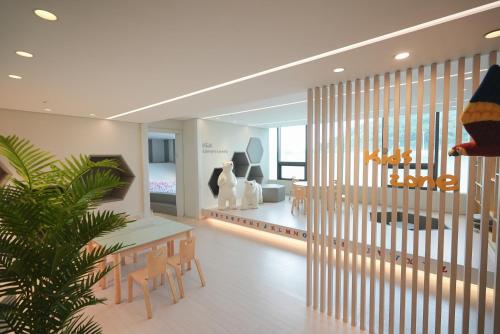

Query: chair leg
<box><xmin>165</xmin><ymin>270</ymin><xmax>178</xmax><ymax>303</ymax></box>
<box><xmin>194</xmin><ymin>257</ymin><xmax>206</xmax><ymax>287</ymax></box>
<box><xmin>127</xmin><ymin>276</ymin><xmax>134</xmax><ymax>302</ymax></box>
<box><xmin>160</xmin><ymin>273</ymin><xmax>165</xmax><ymax>286</ymax></box>
<box><xmin>141</xmin><ymin>282</ymin><xmax>153</xmax><ymax>319</ymax></box>
<box><xmin>99</xmin><ymin>260</ymin><xmax>107</xmax><ymax>289</ymax></box>
<box><xmin>174</xmin><ymin>266</ymin><xmax>185</xmax><ymax>298</ymax></box>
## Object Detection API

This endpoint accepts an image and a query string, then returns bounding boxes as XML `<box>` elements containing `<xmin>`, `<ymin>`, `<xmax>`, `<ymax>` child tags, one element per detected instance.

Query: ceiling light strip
<box><xmin>250</xmin><ymin>118</ymin><xmax>308</xmax><ymax>126</ymax></box>
<box><xmin>203</xmin><ymin>100</ymin><xmax>306</xmax><ymax>119</ymax></box>
<box><xmin>107</xmin><ymin>1</ymin><xmax>500</xmax><ymax>120</ymax></box>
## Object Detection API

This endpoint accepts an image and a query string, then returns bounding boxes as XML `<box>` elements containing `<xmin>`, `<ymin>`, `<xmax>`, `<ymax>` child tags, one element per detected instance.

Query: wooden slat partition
<box><xmin>335</xmin><ymin>82</ymin><xmax>344</xmax><ymax>320</ymax></box>
<box><xmin>379</xmin><ymin>73</ymin><xmax>390</xmax><ymax>334</ymax></box>
<box><xmin>494</xmin><ymin>51</ymin><xmax>500</xmax><ymax>334</ymax></box>
<box><xmin>306</xmin><ymin>88</ymin><xmax>313</xmax><ymax>307</ymax></box>
<box><xmin>351</xmin><ymin>79</ymin><xmax>361</xmax><ymax>326</ymax></box>
<box><xmin>389</xmin><ymin>70</ymin><xmax>400</xmax><ymax>334</ymax></box>
<box><xmin>411</xmin><ymin>65</ymin><xmax>425</xmax><ymax>334</ymax></box>
<box><xmin>448</xmin><ymin>57</ymin><xmax>465</xmax><ymax>333</ymax></box>
<box><xmin>435</xmin><ymin>60</ymin><xmax>451</xmax><ymax>334</ymax></box>
<box><xmin>320</xmin><ymin>86</ymin><xmax>328</xmax><ymax>313</ymax></box>
<box><xmin>343</xmin><ymin>81</ymin><xmax>352</xmax><ymax>323</ymax></box>
<box><xmin>305</xmin><ymin>50</ymin><xmax>500</xmax><ymax>334</ymax></box>
<box><xmin>369</xmin><ymin>74</ymin><xmax>380</xmax><ymax>333</ymax></box>
<box><xmin>360</xmin><ymin>77</ymin><xmax>370</xmax><ymax>331</ymax></box>
<box><xmin>327</xmin><ymin>84</ymin><xmax>336</xmax><ymax>317</ymax></box>
<box><xmin>313</xmin><ymin>87</ymin><xmax>320</xmax><ymax>310</ymax></box>
<box><xmin>400</xmin><ymin>68</ymin><xmax>412</xmax><ymax>334</ymax></box>
<box><xmin>422</xmin><ymin>63</ymin><xmax>437</xmax><ymax>334</ymax></box>
<box><xmin>462</xmin><ymin>54</ymin><xmax>481</xmax><ymax>333</ymax></box>
<box><xmin>477</xmin><ymin>50</ymin><xmax>497</xmax><ymax>334</ymax></box>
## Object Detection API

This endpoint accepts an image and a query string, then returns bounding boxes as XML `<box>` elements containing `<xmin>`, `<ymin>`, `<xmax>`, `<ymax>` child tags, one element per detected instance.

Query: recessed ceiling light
<box><xmin>34</xmin><ymin>9</ymin><xmax>57</xmax><ymax>21</ymax></box>
<box><xmin>333</xmin><ymin>67</ymin><xmax>345</xmax><ymax>73</ymax></box>
<box><xmin>484</xmin><ymin>28</ymin><xmax>500</xmax><ymax>39</ymax></box>
<box><xmin>89</xmin><ymin>114</ymin><xmax>96</xmax><ymax>117</ymax></box>
<box><xmin>16</xmin><ymin>51</ymin><xmax>33</xmax><ymax>58</ymax></box>
<box><xmin>8</xmin><ymin>74</ymin><xmax>22</xmax><ymax>79</ymax></box>
<box><xmin>394</xmin><ymin>52</ymin><xmax>410</xmax><ymax>60</ymax></box>
<box><xmin>44</xmin><ymin>108</ymin><xmax>52</xmax><ymax>112</ymax></box>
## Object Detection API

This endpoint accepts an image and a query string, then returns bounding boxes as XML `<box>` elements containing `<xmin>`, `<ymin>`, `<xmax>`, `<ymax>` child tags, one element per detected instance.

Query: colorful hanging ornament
<box><xmin>449</xmin><ymin>64</ymin><xmax>500</xmax><ymax>157</ymax></box>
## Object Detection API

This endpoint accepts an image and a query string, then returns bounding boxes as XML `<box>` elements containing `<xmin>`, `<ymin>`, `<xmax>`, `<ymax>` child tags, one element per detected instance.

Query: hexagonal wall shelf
<box><xmin>208</xmin><ymin>167</ymin><xmax>223</xmax><ymax>197</ymax></box>
<box><xmin>89</xmin><ymin>155</ymin><xmax>135</xmax><ymax>202</ymax></box>
<box><xmin>231</xmin><ymin>152</ymin><xmax>250</xmax><ymax>178</ymax></box>
<box><xmin>0</xmin><ymin>160</ymin><xmax>11</xmax><ymax>186</ymax></box>
<box><xmin>246</xmin><ymin>137</ymin><xmax>263</xmax><ymax>164</ymax></box>
<box><xmin>247</xmin><ymin>165</ymin><xmax>264</xmax><ymax>184</ymax></box>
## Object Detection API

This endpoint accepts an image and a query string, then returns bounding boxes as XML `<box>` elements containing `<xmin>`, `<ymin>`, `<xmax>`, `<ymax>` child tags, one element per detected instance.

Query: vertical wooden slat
<box><xmin>313</xmin><ymin>87</ymin><xmax>321</xmax><ymax>310</ymax></box>
<box><xmin>462</xmin><ymin>54</ymin><xmax>481</xmax><ymax>333</ymax></box>
<box><xmin>335</xmin><ymin>82</ymin><xmax>344</xmax><ymax>320</ymax></box>
<box><xmin>360</xmin><ymin>77</ymin><xmax>370</xmax><ymax>331</ymax></box>
<box><xmin>327</xmin><ymin>84</ymin><xmax>336</xmax><ymax>316</ymax></box>
<box><xmin>422</xmin><ymin>63</ymin><xmax>437</xmax><ymax>334</ymax></box>
<box><xmin>411</xmin><ymin>65</ymin><xmax>425</xmax><ymax>334</ymax></box>
<box><xmin>320</xmin><ymin>86</ymin><xmax>328</xmax><ymax>313</ymax></box>
<box><xmin>435</xmin><ymin>60</ymin><xmax>451</xmax><ymax>334</ymax></box>
<box><xmin>399</xmin><ymin>68</ymin><xmax>412</xmax><ymax>334</ymax></box>
<box><xmin>493</xmin><ymin>50</ymin><xmax>500</xmax><ymax>334</ymax></box>
<box><xmin>389</xmin><ymin>70</ymin><xmax>401</xmax><ymax>334</ymax></box>
<box><xmin>306</xmin><ymin>88</ymin><xmax>313</xmax><ymax>307</ymax></box>
<box><xmin>343</xmin><ymin>81</ymin><xmax>352</xmax><ymax>323</ymax></box>
<box><xmin>448</xmin><ymin>57</ymin><xmax>465</xmax><ymax>333</ymax></box>
<box><xmin>379</xmin><ymin>72</ymin><xmax>390</xmax><ymax>334</ymax></box>
<box><xmin>477</xmin><ymin>50</ymin><xmax>497</xmax><ymax>334</ymax></box>
<box><xmin>351</xmin><ymin>79</ymin><xmax>361</xmax><ymax>326</ymax></box>
<box><xmin>369</xmin><ymin>75</ymin><xmax>380</xmax><ymax>333</ymax></box>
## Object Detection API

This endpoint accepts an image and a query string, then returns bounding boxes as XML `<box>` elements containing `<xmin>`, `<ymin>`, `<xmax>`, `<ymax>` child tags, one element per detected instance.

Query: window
<box><xmin>273</xmin><ymin>125</ymin><xmax>307</xmax><ymax>180</ymax></box>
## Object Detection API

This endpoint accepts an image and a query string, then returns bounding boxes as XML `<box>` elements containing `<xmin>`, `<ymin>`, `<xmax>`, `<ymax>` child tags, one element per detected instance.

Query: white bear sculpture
<box><xmin>240</xmin><ymin>180</ymin><xmax>263</xmax><ymax>209</ymax></box>
<box><xmin>217</xmin><ymin>161</ymin><xmax>237</xmax><ymax>210</ymax></box>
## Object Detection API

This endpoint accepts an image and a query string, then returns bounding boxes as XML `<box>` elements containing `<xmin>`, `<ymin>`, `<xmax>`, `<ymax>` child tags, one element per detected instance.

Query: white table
<box><xmin>91</xmin><ymin>217</ymin><xmax>194</xmax><ymax>304</ymax></box>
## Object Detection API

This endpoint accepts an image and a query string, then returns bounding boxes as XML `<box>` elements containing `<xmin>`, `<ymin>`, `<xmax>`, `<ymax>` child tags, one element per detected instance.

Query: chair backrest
<box><xmin>292</xmin><ymin>184</ymin><xmax>306</xmax><ymax>200</ymax></box>
<box><xmin>146</xmin><ymin>248</ymin><xmax>168</xmax><ymax>278</ymax></box>
<box><xmin>179</xmin><ymin>238</ymin><xmax>196</xmax><ymax>264</ymax></box>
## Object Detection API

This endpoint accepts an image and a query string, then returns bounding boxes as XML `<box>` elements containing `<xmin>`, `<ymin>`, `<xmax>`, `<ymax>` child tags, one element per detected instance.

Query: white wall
<box><xmin>0</xmin><ymin>108</ymin><xmax>145</xmax><ymax>217</ymax></box>
<box><xmin>198</xmin><ymin>119</ymin><xmax>269</xmax><ymax>210</ymax></box>
<box><xmin>181</xmin><ymin>119</ymin><xmax>201</xmax><ymax>218</ymax></box>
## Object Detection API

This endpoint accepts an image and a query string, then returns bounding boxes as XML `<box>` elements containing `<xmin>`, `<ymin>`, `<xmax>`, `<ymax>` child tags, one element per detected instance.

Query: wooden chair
<box><xmin>127</xmin><ymin>248</ymin><xmax>178</xmax><ymax>319</ymax></box>
<box><xmin>291</xmin><ymin>183</ymin><xmax>307</xmax><ymax>215</ymax></box>
<box><xmin>167</xmin><ymin>237</ymin><xmax>206</xmax><ymax>298</ymax></box>
<box><xmin>289</xmin><ymin>177</ymin><xmax>298</xmax><ymax>200</ymax></box>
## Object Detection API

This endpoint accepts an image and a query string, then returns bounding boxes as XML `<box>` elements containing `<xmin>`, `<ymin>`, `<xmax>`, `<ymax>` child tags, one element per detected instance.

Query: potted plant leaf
<box><xmin>0</xmin><ymin>135</ymin><xmax>129</xmax><ymax>333</ymax></box>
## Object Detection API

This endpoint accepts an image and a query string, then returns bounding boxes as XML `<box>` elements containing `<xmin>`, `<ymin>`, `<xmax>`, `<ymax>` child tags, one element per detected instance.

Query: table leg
<box><xmin>152</xmin><ymin>246</ymin><xmax>158</xmax><ymax>289</ymax></box>
<box><xmin>186</xmin><ymin>231</ymin><xmax>193</xmax><ymax>271</ymax></box>
<box><xmin>113</xmin><ymin>254</ymin><xmax>121</xmax><ymax>304</ymax></box>
<box><xmin>99</xmin><ymin>259</ymin><xmax>107</xmax><ymax>289</ymax></box>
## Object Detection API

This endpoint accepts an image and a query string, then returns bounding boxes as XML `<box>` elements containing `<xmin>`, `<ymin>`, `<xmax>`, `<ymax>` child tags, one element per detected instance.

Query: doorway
<box><xmin>148</xmin><ymin>131</ymin><xmax>177</xmax><ymax>216</ymax></box>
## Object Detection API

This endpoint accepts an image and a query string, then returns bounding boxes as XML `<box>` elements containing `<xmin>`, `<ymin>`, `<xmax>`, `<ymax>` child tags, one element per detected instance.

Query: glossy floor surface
<box><xmin>86</xmin><ymin>216</ymin><xmax>360</xmax><ymax>333</ymax></box>
<box><xmin>86</xmin><ymin>215</ymin><xmax>493</xmax><ymax>333</ymax></box>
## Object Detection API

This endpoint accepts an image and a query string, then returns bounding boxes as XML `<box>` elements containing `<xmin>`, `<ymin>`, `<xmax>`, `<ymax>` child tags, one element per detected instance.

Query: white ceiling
<box><xmin>1</xmin><ymin>1</ymin><xmax>499</xmax><ymax>127</ymax></box>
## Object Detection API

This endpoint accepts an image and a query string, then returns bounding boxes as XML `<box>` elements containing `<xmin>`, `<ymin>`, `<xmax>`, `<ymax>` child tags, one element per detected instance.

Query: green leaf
<box><xmin>0</xmin><ymin>136</ymin><xmax>126</xmax><ymax>333</ymax></box>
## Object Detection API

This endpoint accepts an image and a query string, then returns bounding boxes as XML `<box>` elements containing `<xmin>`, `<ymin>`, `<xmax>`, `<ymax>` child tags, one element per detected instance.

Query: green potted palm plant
<box><xmin>0</xmin><ymin>135</ymin><xmax>129</xmax><ymax>333</ymax></box>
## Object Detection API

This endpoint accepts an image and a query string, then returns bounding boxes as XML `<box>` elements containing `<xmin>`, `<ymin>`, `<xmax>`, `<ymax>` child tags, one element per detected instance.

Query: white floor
<box><xmin>86</xmin><ymin>215</ymin><xmax>494</xmax><ymax>333</ymax></box>
<box><xmin>85</xmin><ymin>216</ymin><xmax>359</xmax><ymax>334</ymax></box>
